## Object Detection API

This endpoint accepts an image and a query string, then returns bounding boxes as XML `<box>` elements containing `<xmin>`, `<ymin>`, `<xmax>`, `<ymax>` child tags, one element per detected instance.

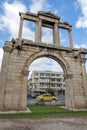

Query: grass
<box><xmin>0</xmin><ymin>105</ymin><xmax>87</xmax><ymax>119</ymax></box>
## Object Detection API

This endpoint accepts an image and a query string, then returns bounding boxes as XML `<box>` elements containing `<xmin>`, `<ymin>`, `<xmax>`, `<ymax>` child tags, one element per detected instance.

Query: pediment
<box><xmin>38</xmin><ymin>11</ymin><xmax>60</xmax><ymax>20</ymax></box>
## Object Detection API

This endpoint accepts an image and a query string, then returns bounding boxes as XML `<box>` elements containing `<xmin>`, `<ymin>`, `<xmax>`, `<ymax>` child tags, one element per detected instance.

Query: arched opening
<box><xmin>27</xmin><ymin>56</ymin><xmax>67</xmax><ymax>106</ymax></box>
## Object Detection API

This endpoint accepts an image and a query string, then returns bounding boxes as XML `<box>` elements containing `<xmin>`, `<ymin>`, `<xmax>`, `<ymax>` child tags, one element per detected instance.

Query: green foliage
<box><xmin>0</xmin><ymin>105</ymin><xmax>87</xmax><ymax>119</ymax></box>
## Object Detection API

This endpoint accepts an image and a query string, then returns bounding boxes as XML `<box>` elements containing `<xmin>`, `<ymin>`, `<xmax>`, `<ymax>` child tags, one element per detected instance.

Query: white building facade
<box><xmin>28</xmin><ymin>71</ymin><xmax>65</xmax><ymax>94</ymax></box>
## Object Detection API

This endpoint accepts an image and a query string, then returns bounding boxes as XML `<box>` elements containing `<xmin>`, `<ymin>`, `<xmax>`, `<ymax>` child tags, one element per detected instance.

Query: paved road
<box><xmin>27</xmin><ymin>95</ymin><xmax>65</xmax><ymax>104</ymax></box>
<box><xmin>0</xmin><ymin>117</ymin><xmax>87</xmax><ymax>130</ymax></box>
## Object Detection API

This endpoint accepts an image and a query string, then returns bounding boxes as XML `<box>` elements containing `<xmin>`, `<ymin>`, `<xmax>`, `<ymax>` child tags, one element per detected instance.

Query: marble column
<box><xmin>18</xmin><ymin>17</ymin><xmax>23</xmax><ymax>39</ymax></box>
<box><xmin>35</xmin><ymin>19</ymin><xmax>42</xmax><ymax>42</ymax></box>
<box><xmin>68</xmin><ymin>28</ymin><xmax>73</xmax><ymax>48</ymax></box>
<box><xmin>53</xmin><ymin>22</ymin><xmax>60</xmax><ymax>46</ymax></box>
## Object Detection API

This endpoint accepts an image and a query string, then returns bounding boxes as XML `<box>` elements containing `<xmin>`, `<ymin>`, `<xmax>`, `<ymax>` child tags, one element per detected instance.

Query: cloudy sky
<box><xmin>0</xmin><ymin>0</ymin><xmax>87</xmax><ymax>73</ymax></box>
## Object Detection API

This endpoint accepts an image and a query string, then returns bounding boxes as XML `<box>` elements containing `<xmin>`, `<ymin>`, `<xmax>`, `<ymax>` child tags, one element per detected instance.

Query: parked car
<box><xmin>28</xmin><ymin>91</ymin><xmax>41</xmax><ymax>98</ymax></box>
<box><xmin>37</xmin><ymin>93</ymin><xmax>57</xmax><ymax>102</ymax></box>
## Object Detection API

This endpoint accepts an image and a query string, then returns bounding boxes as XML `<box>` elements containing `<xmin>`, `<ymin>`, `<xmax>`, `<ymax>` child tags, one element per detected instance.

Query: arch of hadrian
<box><xmin>0</xmin><ymin>11</ymin><xmax>87</xmax><ymax>111</ymax></box>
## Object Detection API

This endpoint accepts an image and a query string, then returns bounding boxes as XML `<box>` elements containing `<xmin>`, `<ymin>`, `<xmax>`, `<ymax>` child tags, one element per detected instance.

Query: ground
<box><xmin>0</xmin><ymin>117</ymin><xmax>87</xmax><ymax>130</ymax></box>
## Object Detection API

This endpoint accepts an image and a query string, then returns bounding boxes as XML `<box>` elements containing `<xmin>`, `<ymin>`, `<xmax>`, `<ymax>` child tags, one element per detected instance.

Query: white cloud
<box><xmin>0</xmin><ymin>48</ymin><xmax>3</xmax><ymax>71</ymax></box>
<box><xmin>71</xmin><ymin>0</ymin><xmax>87</xmax><ymax>72</ymax></box>
<box><xmin>29</xmin><ymin>0</ymin><xmax>50</xmax><ymax>13</ymax></box>
<box><xmin>29</xmin><ymin>57</ymin><xmax>52</xmax><ymax>73</ymax></box>
<box><xmin>74</xmin><ymin>43</ymin><xmax>87</xmax><ymax>48</ymax></box>
<box><xmin>0</xmin><ymin>0</ymin><xmax>51</xmax><ymax>41</ymax></box>
<box><xmin>0</xmin><ymin>1</ymin><xmax>28</xmax><ymax>39</ymax></box>
<box><xmin>0</xmin><ymin>1</ymin><xmax>57</xmax><ymax>75</ymax></box>
<box><xmin>28</xmin><ymin>57</ymin><xmax>63</xmax><ymax>78</ymax></box>
<box><xmin>51</xmin><ymin>61</ymin><xmax>63</xmax><ymax>72</ymax></box>
<box><xmin>85</xmin><ymin>60</ymin><xmax>87</xmax><ymax>72</ymax></box>
<box><xmin>59</xmin><ymin>29</ymin><xmax>69</xmax><ymax>46</ymax></box>
<box><xmin>76</xmin><ymin>0</ymin><xmax>87</xmax><ymax>28</ymax></box>
<box><xmin>22</xmin><ymin>22</ymin><xmax>35</xmax><ymax>41</ymax></box>
<box><xmin>29</xmin><ymin>57</ymin><xmax>63</xmax><ymax>72</ymax></box>
<box><xmin>42</xmin><ymin>28</ymin><xmax>53</xmax><ymax>44</ymax></box>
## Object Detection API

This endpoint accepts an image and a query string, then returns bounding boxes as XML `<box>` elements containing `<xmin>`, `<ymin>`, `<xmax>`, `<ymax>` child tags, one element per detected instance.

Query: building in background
<box><xmin>28</xmin><ymin>71</ymin><xmax>65</xmax><ymax>95</ymax></box>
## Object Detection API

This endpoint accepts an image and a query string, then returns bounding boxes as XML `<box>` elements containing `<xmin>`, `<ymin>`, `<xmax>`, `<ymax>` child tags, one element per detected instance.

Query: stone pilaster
<box><xmin>0</xmin><ymin>51</ymin><xmax>11</xmax><ymax>110</ymax></box>
<box><xmin>65</xmin><ymin>74</ymin><xmax>75</xmax><ymax>109</ymax></box>
<box><xmin>81</xmin><ymin>57</ymin><xmax>87</xmax><ymax>107</ymax></box>
<box><xmin>18</xmin><ymin>17</ymin><xmax>23</xmax><ymax>39</ymax></box>
<box><xmin>35</xmin><ymin>19</ymin><xmax>42</xmax><ymax>42</ymax></box>
<box><xmin>53</xmin><ymin>22</ymin><xmax>60</xmax><ymax>46</ymax></box>
<box><xmin>68</xmin><ymin>28</ymin><xmax>73</xmax><ymax>48</ymax></box>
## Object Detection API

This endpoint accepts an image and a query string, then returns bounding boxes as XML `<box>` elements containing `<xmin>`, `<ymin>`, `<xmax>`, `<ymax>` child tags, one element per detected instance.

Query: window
<box><xmin>51</xmin><ymin>84</ymin><xmax>55</xmax><ymax>87</ymax></box>
<box><xmin>40</xmin><ymin>73</ymin><xmax>44</xmax><ymax>76</ymax></box>
<box><xmin>46</xmin><ymin>73</ymin><xmax>49</xmax><ymax>76</ymax></box>
<box><xmin>51</xmin><ymin>74</ymin><xmax>55</xmax><ymax>76</ymax></box>
<box><xmin>51</xmin><ymin>79</ymin><xmax>55</xmax><ymax>82</ymax></box>
<box><xmin>56</xmin><ymin>74</ymin><xmax>61</xmax><ymax>77</ymax></box>
<box><xmin>40</xmin><ymin>78</ymin><xmax>46</xmax><ymax>82</ymax></box>
<box><xmin>57</xmin><ymin>79</ymin><xmax>61</xmax><ymax>82</ymax></box>
<box><xmin>34</xmin><ymin>78</ymin><xmax>38</xmax><ymax>81</ymax></box>
<box><xmin>57</xmin><ymin>84</ymin><xmax>61</xmax><ymax>87</ymax></box>
<box><xmin>34</xmin><ymin>73</ymin><xmax>38</xmax><ymax>76</ymax></box>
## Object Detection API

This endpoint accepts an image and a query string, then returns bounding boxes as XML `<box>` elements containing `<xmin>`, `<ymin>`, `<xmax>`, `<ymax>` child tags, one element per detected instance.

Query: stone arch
<box><xmin>22</xmin><ymin>51</ymin><xmax>71</xmax><ymax>78</ymax></box>
<box><xmin>22</xmin><ymin>51</ymin><xmax>73</xmax><ymax>109</ymax></box>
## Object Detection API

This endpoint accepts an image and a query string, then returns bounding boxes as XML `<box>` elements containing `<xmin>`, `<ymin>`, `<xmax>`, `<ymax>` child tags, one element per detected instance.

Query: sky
<box><xmin>0</xmin><ymin>0</ymin><xmax>87</xmax><ymax>73</ymax></box>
